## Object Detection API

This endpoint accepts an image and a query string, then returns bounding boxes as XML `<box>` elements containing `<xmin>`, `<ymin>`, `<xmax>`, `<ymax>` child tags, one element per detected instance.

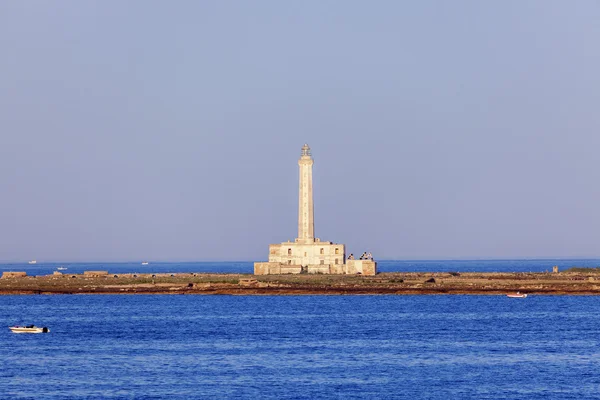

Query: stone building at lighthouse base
<box><xmin>254</xmin><ymin>239</ymin><xmax>376</xmax><ymax>275</ymax></box>
<box><xmin>254</xmin><ymin>259</ymin><xmax>377</xmax><ymax>276</ymax></box>
<box><xmin>254</xmin><ymin>144</ymin><xmax>377</xmax><ymax>276</ymax></box>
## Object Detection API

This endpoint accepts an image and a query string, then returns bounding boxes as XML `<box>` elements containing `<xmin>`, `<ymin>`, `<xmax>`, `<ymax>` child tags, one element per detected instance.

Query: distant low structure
<box><xmin>83</xmin><ymin>271</ymin><xmax>109</xmax><ymax>277</ymax></box>
<box><xmin>239</xmin><ymin>277</ymin><xmax>259</xmax><ymax>286</ymax></box>
<box><xmin>254</xmin><ymin>144</ymin><xmax>376</xmax><ymax>276</ymax></box>
<box><xmin>2</xmin><ymin>271</ymin><xmax>27</xmax><ymax>279</ymax></box>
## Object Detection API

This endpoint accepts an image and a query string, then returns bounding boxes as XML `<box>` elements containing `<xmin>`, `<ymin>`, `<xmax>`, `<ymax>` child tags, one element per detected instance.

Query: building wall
<box><xmin>359</xmin><ymin>261</ymin><xmax>377</xmax><ymax>276</ymax></box>
<box><xmin>280</xmin><ymin>265</ymin><xmax>302</xmax><ymax>274</ymax></box>
<box><xmin>330</xmin><ymin>264</ymin><xmax>345</xmax><ymax>274</ymax></box>
<box><xmin>268</xmin><ymin>241</ymin><xmax>345</xmax><ymax>267</ymax></box>
<box><xmin>254</xmin><ymin>262</ymin><xmax>303</xmax><ymax>275</ymax></box>
<box><xmin>345</xmin><ymin>260</ymin><xmax>377</xmax><ymax>276</ymax></box>
<box><xmin>306</xmin><ymin>265</ymin><xmax>331</xmax><ymax>274</ymax></box>
<box><xmin>254</xmin><ymin>262</ymin><xmax>280</xmax><ymax>275</ymax></box>
<box><xmin>254</xmin><ymin>260</ymin><xmax>377</xmax><ymax>275</ymax></box>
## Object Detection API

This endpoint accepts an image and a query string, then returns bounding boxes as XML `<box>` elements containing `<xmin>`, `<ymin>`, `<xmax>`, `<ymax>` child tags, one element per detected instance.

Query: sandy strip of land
<box><xmin>2</xmin><ymin>271</ymin><xmax>600</xmax><ymax>295</ymax></box>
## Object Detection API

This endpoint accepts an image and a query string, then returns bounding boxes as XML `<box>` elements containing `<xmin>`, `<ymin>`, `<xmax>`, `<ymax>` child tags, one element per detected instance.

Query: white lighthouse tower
<box><xmin>254</xmin><ymin>144</ymin><xmax>376</xmax><ymax>275</ymax></box>
<box><xmin>297</xmin><ymin>144</ymin><xmax>315</xmax><ymax>244</ymax></box>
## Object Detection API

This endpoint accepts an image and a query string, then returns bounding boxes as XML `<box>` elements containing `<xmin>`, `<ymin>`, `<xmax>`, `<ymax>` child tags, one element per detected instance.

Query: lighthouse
<box><xmin>254</xmin><ymin>144</ymin><xmax>376</xmax><ymax>275</ymax></box>
<box><xmin>297</xmin><ymin>144</ymin><xmax>315</xmax><ymax>243</ymax></box>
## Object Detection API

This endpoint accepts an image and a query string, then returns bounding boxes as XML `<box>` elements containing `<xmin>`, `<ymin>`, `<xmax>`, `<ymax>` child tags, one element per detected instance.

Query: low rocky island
<box><xmin>2</xmin><ymin>269</ymin><xmax>600</xmax><ymax>295</ymax></box>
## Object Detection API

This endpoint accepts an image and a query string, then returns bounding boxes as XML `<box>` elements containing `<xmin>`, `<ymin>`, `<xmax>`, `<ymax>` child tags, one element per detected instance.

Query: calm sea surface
<box><xmin>1</xmin><ymin>258</ymin><xmax>600</xmax><ymax>276</ymax></box>
<box><xmin>2</xmin><ymin>295</ymin><xmax>600</xmax><ymax>399</ymax></box>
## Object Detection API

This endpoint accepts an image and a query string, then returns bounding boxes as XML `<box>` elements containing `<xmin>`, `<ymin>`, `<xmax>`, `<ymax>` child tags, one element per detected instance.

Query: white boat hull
<box><xmin>506</xmin><ymin>293</ymin><xmax>527</xmax><ymax>298</ymax></box>
<box><xmin>9</xmin><ymin>326</ymin><xmax>49</xmax><ymax>333</ymax></box>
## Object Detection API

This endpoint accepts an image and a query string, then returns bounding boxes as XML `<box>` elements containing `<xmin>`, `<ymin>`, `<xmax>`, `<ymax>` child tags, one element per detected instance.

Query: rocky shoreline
<box><xmin>2</xmin><ymin>271</ymin><xmax>600</xmax><ymax>295</ymax></box>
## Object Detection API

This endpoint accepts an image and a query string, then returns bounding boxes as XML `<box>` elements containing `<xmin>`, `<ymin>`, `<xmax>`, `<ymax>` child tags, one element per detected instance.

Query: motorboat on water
<box><xmin>141</xmin><ymin>262</ymin><xmax>149</xmax><ymax>265</ymax></box>
<box><xmin>9</xmin><ymin>325</ymin><xmax>50</xmax><ymax>333</ymax></box>
<box><xmin>507</xmin><ymin>292</ymin><xmax>528</xmax><ymax>298</ymax></box>
<box><xmin>28</xmin><ymin>260</ymin><xmax>37</xmax><ymax>264</ymax></box>
<box><xmin>57</xmin><ymin>267</ymin><xmax>67</xmax><ymax>270</ymax></box>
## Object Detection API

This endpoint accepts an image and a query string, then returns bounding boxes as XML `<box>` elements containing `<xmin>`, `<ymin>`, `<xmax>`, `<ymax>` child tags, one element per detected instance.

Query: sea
<box><xmin>1</xmin><ymin>258</ymin><xmax>599</xmax><ymax>276</ymax></box>
<box><xmin>2</xmin><ymin>259</ymin><xmax>600</xmax><ymax>399</ymax></box>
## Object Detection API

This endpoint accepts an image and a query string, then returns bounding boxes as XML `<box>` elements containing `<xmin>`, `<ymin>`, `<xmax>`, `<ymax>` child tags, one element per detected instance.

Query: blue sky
<box><xmin>1</xmin><ymin>1</ymin><xmax>599</xmax><ymax>262</ymax></box>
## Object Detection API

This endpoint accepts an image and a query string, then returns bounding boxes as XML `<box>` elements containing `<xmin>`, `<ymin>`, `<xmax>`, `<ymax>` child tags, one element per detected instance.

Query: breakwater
<box><xmin>2</xmin><ymin>270</ymin><xmax>600</xmax><ymax>295</ymax></box>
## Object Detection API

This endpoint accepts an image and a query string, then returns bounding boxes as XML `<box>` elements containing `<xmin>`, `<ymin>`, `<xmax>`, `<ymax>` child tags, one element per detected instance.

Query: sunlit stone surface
<box><xmin>254</xmin><ymin>144</ymin><xmax>376</xmax><ymax>275</ymax></box>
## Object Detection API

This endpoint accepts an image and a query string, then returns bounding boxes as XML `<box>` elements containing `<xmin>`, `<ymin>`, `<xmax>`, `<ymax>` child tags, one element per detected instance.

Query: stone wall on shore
<box><xmin>254</xmin><ymin>260</ymin><xmax>377</xmax><ymax>276</ymax></box>
<box><xmin>1</xmin><ymin>271</ymin><xmax>27</xmax><ymax>279</ymax></box>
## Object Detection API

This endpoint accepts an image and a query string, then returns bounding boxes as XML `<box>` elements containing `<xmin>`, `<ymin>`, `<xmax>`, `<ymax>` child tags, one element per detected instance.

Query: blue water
<box><xmin>2</xmin><ymin>258</ymin><xmax>600</xmax><ymax>276</ymax></box>
<box><xmin>2</xmin><ymin>295</ymin><xmax>600</xmax><ymax>399</ymax></box>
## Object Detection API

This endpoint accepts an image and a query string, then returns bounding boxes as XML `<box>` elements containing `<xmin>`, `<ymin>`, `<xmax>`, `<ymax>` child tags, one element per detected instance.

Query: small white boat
<box><xmin>9</xmin><ymin>325</ymin><xmax>50</xmax><ymax>333</ymax></box>
<box><xmin>141</xmin><ymin>262</ymin><xmax>149</xmax><ymax>265</ymax></box>
<box><xmin>57</xmin><ymin>267</ymin><xmax>67</xmax><ymax>271</ymax></box>
<box><xmin>507</xmin><ymin>292</ymin><xmax>528</xmax><ymax>298</ymax></box>
<box><xmin>28</xmin><ymin>260</ymin><xmax>37</xmax><ymax>264</ymax></box>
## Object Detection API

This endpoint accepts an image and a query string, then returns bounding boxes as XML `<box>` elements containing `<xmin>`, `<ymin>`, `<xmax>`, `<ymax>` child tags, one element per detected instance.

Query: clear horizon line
<box><xmin>2</xmin><ymin>256</ymin><xmax>600</xmax><ymax>264</ymax></box>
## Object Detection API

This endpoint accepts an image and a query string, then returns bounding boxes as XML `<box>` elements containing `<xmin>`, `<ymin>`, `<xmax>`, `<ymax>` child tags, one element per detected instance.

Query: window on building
<box><xmin>335</xmin><ymin>248</ymin><xmax>340</xmax><ymax>254</ymax></box>
<box><xmin>288</xmin><ymin>260</ymin><xmax>292</xmax><ymax>265</ymax></box>
<box><xmin>335</xmin><ymin>259</ymin><xmax>339</xmax><ymax>264</ymax></box>
<box><xmin>320</xmin><ymin>248</ymin><xmax>324</xmax><ymax>255</ymax></box>
<box><xmin>270</xmin><ymin>249</ymin><xmax>276</xmax><ymax>255</ymax></box>
<box><xmin>288</xmin><ymin>248</ymin><xmax>292</xmax><ymax>255</ymax></box>
<box><xmin>320</xmin><ymin>260</ymin><xmax>324</xmax><ymax>265</ymax></box>
<box><xmin>304</xmin><ymin>252</ymin><xmax>307</xmax><ymax>256</ymax></box>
